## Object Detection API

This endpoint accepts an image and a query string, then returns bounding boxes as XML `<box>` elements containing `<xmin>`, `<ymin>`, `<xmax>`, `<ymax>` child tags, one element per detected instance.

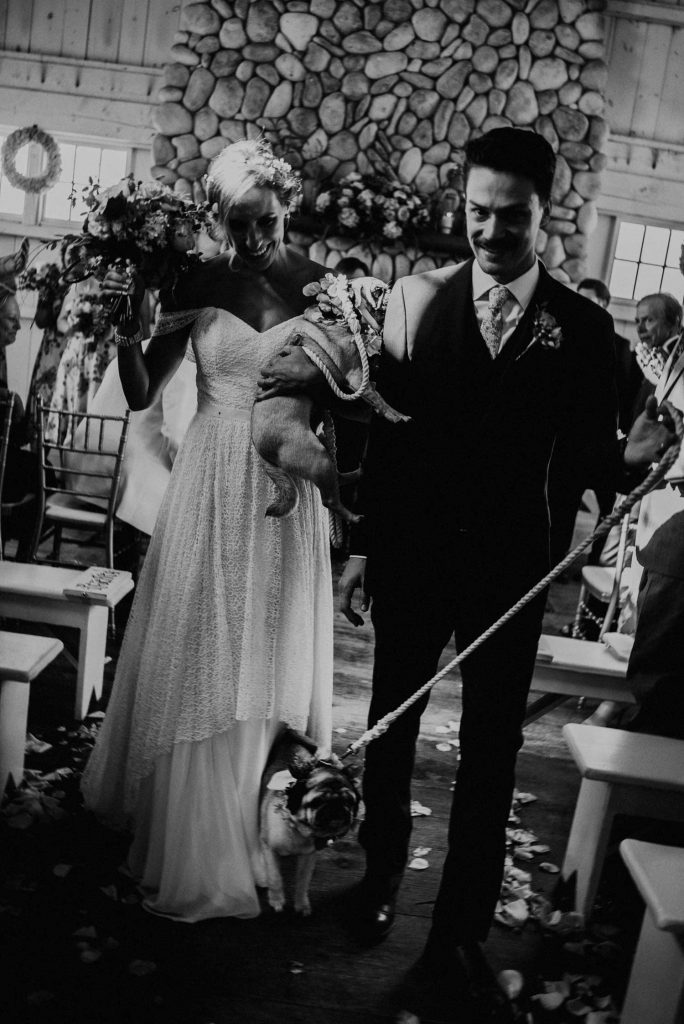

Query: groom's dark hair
<box><xmin>464</xmin><ymin>128</ymin><xmax>556</xmax><ymax>204</ymax></box>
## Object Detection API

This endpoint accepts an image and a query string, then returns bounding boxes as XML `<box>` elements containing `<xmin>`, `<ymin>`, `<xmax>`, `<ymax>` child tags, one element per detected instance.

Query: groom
<box><xmin>338</xmin><ymin>127</ymin><xmax>677</xmax><ymax>1010</ymax></box>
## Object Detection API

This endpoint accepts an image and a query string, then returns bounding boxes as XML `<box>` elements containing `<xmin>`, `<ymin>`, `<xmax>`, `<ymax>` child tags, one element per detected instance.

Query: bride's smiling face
<box><xmin>227</xmin><ymin>185</ymin><xmax>287</xmax><ymax>271</ymax></box>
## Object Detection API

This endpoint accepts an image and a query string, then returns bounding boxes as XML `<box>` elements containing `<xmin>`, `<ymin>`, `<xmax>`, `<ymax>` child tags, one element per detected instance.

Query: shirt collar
<box><xmin>472</xmin><ymin>259</ymin><xmax>540</xmax><ymax>310</ymax></box>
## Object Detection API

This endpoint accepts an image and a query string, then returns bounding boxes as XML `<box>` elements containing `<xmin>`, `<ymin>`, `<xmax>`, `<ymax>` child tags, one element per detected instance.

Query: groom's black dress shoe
<box><xmin>356</xmin><ymin>898</ymin><xmax>396</xmax><ymax>944</ymax></box>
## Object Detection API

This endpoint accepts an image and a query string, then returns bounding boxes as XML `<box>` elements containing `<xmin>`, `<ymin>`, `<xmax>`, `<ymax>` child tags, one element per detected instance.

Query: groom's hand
<box><xmin>338</xmin><ymin>555</ymin><xmax>369</xmax><ymax>626</ymax></box>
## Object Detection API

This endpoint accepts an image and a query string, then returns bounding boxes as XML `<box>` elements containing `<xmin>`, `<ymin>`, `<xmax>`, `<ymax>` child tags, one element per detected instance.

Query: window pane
<box><xmin>73</xmin><ymin>145</ymin><xmax>102</xmax><ymax>186</ymax></box>
<box><xmin>614</xmin><ymin>221</ymin><xmax>645</xmax><ymax>261</ymax></box>
<box><xmin>42</xmin><ymin>143</ymin><xmax>129</xmax><ymax>224</ymax></box>
<box><xmin>661</xmin><ymin>267</ymin><xmax>684</xmax><ymax>301</ymax></box>
<box><xmin>665</xmin><ymin>230</ymin><xmax>684</xmax><ymax>268</ymax></box>
<box><xmin>609</xmin><ymin>259</ymin><xmax>638</xmax><ymax>300</ymax></box>
<box><xmin>99</xmin><ymin>149</ymin><xmax>128</xmax><ymax>186</ymax></box>
<box><xmin>43</xmin><ymin>183</ymin><xmax>75</xmax><ymax>222</ymax></box>
<box><xmin>634</xmin><ymin>262</ymin><xmax>664</xmax><ymax>299</ymax></box>
<box><xmin>641</xmin><ymin>225</ymin><xmax>670</xmax><ymax>266</ymax></box>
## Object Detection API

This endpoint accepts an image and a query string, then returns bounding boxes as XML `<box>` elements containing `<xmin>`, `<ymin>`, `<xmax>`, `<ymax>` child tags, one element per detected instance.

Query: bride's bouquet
<box><xmin>59</xmin><ymin>176</ymin><xmax>210</xmax><ymax>297</ymax></box>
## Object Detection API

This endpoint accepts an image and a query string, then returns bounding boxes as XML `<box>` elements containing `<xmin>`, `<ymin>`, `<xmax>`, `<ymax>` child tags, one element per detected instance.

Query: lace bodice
<box><xmin>187</xmin><ymin>308</ymin><xmax>300</xmax><ymax>411</ymax></box>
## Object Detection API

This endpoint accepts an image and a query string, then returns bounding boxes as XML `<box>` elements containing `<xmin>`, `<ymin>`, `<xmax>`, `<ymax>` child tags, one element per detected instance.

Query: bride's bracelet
<box><xmin>114</xmin><ymin>324</ymin><xmax>144</xmax><ymax>348</ymax></box>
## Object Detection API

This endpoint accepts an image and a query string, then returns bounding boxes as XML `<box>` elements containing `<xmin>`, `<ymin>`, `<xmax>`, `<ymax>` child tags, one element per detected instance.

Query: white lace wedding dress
<box><xmin>81</xmin><ymin>307</ymin><xmax>333</xmax><ymax>922</ymax></box>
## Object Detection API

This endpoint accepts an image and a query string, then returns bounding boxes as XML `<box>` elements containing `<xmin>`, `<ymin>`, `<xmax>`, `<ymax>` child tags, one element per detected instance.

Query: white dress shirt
<box><xmin>472</xmin><ymin>259</ymin><xmax>540</xmax><ymax>351</ymax></box>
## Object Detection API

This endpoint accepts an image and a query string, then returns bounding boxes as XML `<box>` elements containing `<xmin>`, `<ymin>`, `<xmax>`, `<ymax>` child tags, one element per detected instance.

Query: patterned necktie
<box><xmin>480</xmin><ymin>284</ymin><xmax>510</xmax><ymax>359</ymax></box>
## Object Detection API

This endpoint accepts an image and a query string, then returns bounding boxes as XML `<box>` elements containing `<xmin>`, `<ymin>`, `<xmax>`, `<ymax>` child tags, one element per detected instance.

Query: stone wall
<box><xmin>152</xmin><ymin>0</ymin><xmax>608</xmax><ymax>282</ymax></box>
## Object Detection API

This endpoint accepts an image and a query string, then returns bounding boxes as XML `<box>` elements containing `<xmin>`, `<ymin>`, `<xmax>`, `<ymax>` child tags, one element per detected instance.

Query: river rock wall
<box><xmin>152</xmin><ymin>0</ymin><xmax>608</xmax><ymax>281</ymax></box>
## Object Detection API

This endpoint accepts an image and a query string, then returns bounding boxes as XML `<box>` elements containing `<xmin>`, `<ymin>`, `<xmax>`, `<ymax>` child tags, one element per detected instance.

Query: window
<box><xmin>609</xmin><ymin>221</ymin><xmax>684</xmax><ymax>301</ymax></box>
<box><xmin>0</xmin><ymin>130</ymin><xmax>130</xmax><ymax>226</ymax></box>
<box><xmin>43</xmin><ymin>143</ymin><xmax>129</xmax><ymax>224</ymax></box>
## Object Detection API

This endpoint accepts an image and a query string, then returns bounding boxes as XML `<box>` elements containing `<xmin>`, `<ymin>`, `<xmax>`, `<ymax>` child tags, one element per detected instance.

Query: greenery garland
<box><xmin>1</xmin><ymin>125</ymin><xmax>62</xmax><ymax>194</ymax></box>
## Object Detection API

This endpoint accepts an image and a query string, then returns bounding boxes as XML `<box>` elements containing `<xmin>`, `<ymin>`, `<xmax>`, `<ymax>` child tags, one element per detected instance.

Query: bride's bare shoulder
<box><xmin>267</xmin><ymin>248</ymin><xmax>328</xmax><ymax>311</ymax></box>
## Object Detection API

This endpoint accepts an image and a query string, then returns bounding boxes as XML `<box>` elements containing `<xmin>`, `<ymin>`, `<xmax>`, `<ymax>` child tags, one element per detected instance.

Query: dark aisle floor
<box><xmin>0</xmin><ymin>508</ymin><xmax>673</xmax><ymax>1024</ymax></box>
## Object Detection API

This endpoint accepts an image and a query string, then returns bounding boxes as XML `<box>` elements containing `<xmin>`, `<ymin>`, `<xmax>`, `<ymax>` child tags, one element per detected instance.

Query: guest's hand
<box><xmin>338</xmin><ymin>555</ymin><xmax>369</xmax><ymax>626</ymax></box>
<box><xmin>625</xmin><ymin>396</ymin><xmax>683</xmax><ymax>467</ymax></box>
<box><xmin>100</xmin><ymin>266</ymin><xmax>146</xmax><ymax>326</ymax></box>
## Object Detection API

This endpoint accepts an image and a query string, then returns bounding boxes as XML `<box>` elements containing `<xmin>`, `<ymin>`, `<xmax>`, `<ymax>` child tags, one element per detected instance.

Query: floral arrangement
<box><xmin>635</xmin><ymin>339</ymin><xmax>667</xmax><ymax>385</ymax></box>
<box><xmin>314</xmin><ymin>172</ymin><xmax>429</xmax><ymax>245</ymax></box>
<box><xmin>59</xmin><ymin>176</ymin><xmax>210</xmax><ymax>297</ymax></box>
<box><xmin>66</xmin><ymin>294</ymin><xmax>111</xmax><ymax>338</ymax></box>
<box><xmin>302</xmin><ymin>271</ymin><xmax>388</xmax><ymax>360</ymax></box>
<box><xmin>18</xmin><ymin>261</ymin><xmax>65</xmax><ymax>300</ymax></box>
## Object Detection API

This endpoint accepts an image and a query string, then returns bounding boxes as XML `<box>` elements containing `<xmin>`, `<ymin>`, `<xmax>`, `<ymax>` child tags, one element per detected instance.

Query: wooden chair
<box><xmin>571</xmin><ymin>510</ymin><xmax>633</xmax><ymax>641</ymax></box>
<box><xmin>30</xmin><ymin>401</ymin><xmax>131</xmax><ymax>569</ymax></box>
<box><xmin>619</xmin><ymin>839</ymin><xmax>684</xmax><ymax>1024</ymax></box>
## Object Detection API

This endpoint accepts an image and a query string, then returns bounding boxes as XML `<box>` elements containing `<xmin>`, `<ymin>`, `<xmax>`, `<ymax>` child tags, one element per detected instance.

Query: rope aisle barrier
<box><xmin>342</xmin><ymin>440</ymin><xmax>682</xmax><ymax>761</ymax></box>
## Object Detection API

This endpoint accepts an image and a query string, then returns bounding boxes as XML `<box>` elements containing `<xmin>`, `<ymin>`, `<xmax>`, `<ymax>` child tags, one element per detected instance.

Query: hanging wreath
<box><xmin>1</xmin><ymin>125</ymin><xmax>62</xmax><ymax>194</ymax></box>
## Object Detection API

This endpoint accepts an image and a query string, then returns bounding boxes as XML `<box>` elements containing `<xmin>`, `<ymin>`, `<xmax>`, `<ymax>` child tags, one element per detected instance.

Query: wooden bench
<box><xmin>0</xmin><ymin>563</ymin><xmax>134</xmax><ymax>720</ymax></box>
<box><xmin>524</xmin><ymin>634</ymin><xmax>635</xmax><ymax>726</ymax></box>
<box><xmin>619</xmin><ymin>839</ymin><xmax>684</xmax><ymax>1024</ymax></box>
<box><xmin>0</xmin><ymin>630</ymin><xmax>64</xmax><ymax>792</ymax></box>
<box><xmin>561</xmin><ymin>724</ymin><xmax>684</xmax><ymax>920</ymax></box>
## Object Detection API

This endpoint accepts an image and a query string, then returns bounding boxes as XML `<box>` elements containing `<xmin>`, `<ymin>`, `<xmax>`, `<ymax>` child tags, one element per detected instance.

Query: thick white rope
<box><xmin>342</xmin><ymin>441</ymin><xmax>682</xmax><ymax>760</ymax></box>
<box><xmin>301</xmin><ymin>341</ymin><xmax>371</xmax><ymax>402</ymax></box>
<box><xmin>321</xmin><ymin>410</ymin><xmax>345</xmax><ymax>548</ymax></box>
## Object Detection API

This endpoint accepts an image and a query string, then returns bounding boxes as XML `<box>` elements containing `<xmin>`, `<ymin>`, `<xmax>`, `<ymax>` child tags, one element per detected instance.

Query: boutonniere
<box><xmin>531</xmin><ymin>303</ymin><xmax>563</xmax><ymax>349</ymax></box>
<box><xmin>516</xmin><ymin>303</ymin><xmax>563</xmax><ymax>360</ymax></box>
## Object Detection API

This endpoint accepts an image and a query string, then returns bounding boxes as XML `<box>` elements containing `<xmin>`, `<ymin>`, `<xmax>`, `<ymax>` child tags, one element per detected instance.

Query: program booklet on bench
<box><xmin>62</xmin><ymin>567</ymin><xmax>134</xmax><ymax>605</ymax></box>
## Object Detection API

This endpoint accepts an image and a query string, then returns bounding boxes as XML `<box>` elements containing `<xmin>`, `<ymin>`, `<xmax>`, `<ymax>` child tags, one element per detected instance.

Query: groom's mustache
<box><xmin>474</xmin><ymin>240</ymin><xmax>515</xmax><ymax>253</ymax></box>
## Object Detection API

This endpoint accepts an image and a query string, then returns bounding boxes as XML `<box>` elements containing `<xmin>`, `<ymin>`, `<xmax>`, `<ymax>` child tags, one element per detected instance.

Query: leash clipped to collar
<box><xmin>341</xmin><ymin>439</ymin><xmax>683</xmax><ymax>762</ymax></box>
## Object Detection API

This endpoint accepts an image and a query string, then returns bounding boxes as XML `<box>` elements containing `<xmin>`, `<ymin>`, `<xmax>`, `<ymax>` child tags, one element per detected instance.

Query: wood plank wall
<box><xmin>607</xmin><ymin>11</ymin><xmax>684</xmax><ymax>147</ymax></box>
<box><xmin>0</xmin><ymin>0</ymin><xmax>178</xmax><ymax>69</ymax></box>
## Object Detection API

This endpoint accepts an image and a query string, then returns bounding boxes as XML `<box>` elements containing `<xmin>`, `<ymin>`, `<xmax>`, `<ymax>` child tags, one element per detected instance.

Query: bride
<box><xmin>81</xmin><ymin>140</ymin><xmax>335</xmax><ymax>922</ymax></box>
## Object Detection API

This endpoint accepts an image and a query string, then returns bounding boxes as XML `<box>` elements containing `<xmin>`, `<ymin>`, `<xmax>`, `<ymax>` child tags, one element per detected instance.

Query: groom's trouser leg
<box><xmin>359</xmin><ymin>592</ymin><xmax>456</xmax><ymax>898</ymax></box>
<box><xmin>428</xmin><ymin>589</ymin><xmax>546</xmax><ymax>946</ymax></box>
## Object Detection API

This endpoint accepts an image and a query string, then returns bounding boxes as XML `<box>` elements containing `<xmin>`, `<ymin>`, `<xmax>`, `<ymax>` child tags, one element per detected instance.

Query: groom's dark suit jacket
<box><xmin>354</xmin><ymin>258</ymin><xmax>626</xmax><ymax>601</ymax></box>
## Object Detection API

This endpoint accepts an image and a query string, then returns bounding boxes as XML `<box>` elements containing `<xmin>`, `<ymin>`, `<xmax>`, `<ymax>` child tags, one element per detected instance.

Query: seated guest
<box><xmin>578</xmin><ymin>277</ymin><xmax>643</xmax><ymax>433</ymax></box>
<box><xmin>0</xmin><ymin>281</ymin><xmax>40</xmax><ymax>558</ymax></box>
<box><xmin>622</xmin><ymin>508</ymin><xmax>684</xmax><ymax>738</ymax></box>
<box><xmin>634</xmin><ymin>291</ymin><xmax>682</xmax><ymax>394</ymax></box>
<box><xmin>335</xmin><ymin>255</ymin><xmax>369</xmax><ymax>280</ymax></box>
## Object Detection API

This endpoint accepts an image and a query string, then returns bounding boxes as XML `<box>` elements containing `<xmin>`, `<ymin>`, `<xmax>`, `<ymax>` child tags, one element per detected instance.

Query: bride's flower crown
<box><xmin>205</xmin><ymin>140</ymin><xmax>301</xmax><ymax>213</ymax></box>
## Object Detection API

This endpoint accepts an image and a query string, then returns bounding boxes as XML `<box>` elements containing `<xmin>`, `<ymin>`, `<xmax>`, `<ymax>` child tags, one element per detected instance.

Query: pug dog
<box><xmin>252</xmin><ymin>275</ymin><xmax>409</xmax><ymax>524</ymax></box>
<box><xmin>260</xmin><ymin>728</ymin><xmax>361</xmax><ymax>916</ymax></box>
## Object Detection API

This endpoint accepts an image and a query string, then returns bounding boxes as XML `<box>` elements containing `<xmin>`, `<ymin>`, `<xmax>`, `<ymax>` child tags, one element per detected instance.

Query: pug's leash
<box><xmin>341</xmin><ymin>439</ymin><xmax>682</xmax><ymax>761</ymax></box>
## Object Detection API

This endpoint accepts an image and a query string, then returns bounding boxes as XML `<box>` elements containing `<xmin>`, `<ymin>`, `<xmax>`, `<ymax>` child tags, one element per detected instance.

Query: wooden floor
<box><xmin>2</xmin><ymin>507</ymin><xmax>638</xmax><ymax>1024</ymax></box>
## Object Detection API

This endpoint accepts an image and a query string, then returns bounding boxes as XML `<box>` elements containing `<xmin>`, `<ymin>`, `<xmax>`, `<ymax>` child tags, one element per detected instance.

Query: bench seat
<box><xmin>0</xmin><ymin>630</ymin><xmax>64</xmax><ymax>791</ymax></box>
<box><xmin>525</xmin><ymin>634</ymin><xmax>634</xmax><ymax>726</ymax></box>
<box><xmin>0</xmin><ymin>563</ymin><xmax>133</xmax><ymax>719</ymax></box>
<box><xmin>619</xmin><ymin>839</ymin><xmax>684</xmax><ymax>1024</ymax></box>
<box><xmin>561</xmin><ymin>724</ymin><xmax>684</xmax><ymax>919</ymax></box>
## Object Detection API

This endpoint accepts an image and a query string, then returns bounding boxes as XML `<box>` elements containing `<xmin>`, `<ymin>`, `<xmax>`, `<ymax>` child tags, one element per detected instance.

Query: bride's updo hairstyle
<box><xmin>206</xmin><ymin>139</ymin><xmax>301</xmax><ymax>239</ymax></box>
